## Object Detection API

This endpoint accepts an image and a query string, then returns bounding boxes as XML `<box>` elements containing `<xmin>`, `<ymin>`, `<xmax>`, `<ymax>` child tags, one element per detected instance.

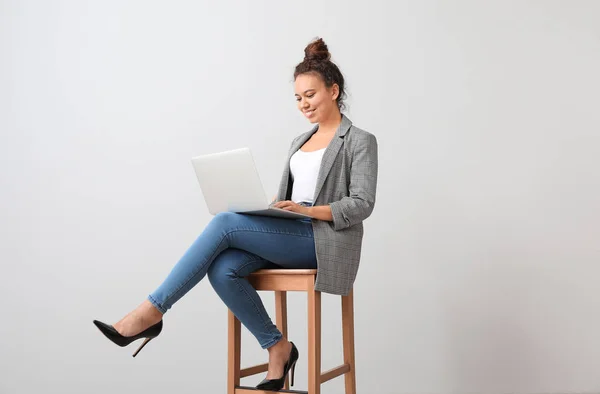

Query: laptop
<box><xmin>191</xmin><ymin>147</ymin><xmax>312</xmax><ymax>220</ymax></box>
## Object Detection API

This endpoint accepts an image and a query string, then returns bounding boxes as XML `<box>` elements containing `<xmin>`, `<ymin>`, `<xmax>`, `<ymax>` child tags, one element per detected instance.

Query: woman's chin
<box><xmin>302</xmin><ymin>110</ymin><xmax>320</xmax><ymax>124</ymax></box>
<box><xmin>306</xmin><ymin>115</ymin><xmax>319</xmax><ymax>124</ymax></box>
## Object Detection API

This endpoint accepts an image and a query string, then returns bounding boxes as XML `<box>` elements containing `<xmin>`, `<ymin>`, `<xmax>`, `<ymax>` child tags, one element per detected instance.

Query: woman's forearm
<box><xmin>307</xmin><ymin>205</ymin><xmax>333</xmax><ymax>221</ymax></box>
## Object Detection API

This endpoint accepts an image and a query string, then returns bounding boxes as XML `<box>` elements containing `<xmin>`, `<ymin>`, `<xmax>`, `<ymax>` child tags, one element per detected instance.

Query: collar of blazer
<box><xmin>286</xmin><ymin>114</ymin><xmax>353</xmax><ymax>203</ymax></box>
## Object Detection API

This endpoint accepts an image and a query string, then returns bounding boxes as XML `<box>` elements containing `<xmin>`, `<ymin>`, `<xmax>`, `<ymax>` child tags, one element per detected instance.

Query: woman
<box><xmin>93</xmin><ymin>37</ymin><xmax>378</xmax><ymax>391</ymax></box>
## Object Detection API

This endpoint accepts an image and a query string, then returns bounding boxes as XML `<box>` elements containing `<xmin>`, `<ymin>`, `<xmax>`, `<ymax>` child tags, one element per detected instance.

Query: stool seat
<box><xmin>227</xmin><ymin>268</ymin><xmax>357</xmax><ymax>394</ymax></box>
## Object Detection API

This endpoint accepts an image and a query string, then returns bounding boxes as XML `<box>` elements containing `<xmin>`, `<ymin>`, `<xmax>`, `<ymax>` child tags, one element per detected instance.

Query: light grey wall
<box><xmin>1</xmin><ymin>1</ymin><xmax>599</xmax><ymax>393</ymax></box>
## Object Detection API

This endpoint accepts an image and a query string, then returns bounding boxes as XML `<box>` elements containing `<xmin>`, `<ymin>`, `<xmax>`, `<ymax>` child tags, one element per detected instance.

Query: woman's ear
<box><xmin>331</xmin><ymin>84</ymin><xmax>340</xmax><ymax>101</ymax></box>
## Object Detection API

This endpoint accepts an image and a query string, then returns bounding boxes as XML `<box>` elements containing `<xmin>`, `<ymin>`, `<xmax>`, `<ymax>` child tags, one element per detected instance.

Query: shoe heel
<box><xmin>290</xmin><ymin>361</ymin><xmax>296</xmax><ymax>387</ymax></box>
<box><xmin>132</xmin><ymin>337</ymin><xmax>154</xmax><ymax>357</ymax></box>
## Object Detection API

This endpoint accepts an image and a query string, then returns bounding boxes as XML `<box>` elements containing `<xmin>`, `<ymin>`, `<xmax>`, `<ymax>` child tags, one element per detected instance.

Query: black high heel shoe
<box><xmin>93</xmin><ymin>319</ymin><xmax>163</xmax><ymax>357</ymax></box>
<box><xmin>255</xmin><ymin>341</ymin><xmax>299</xmax><ymax>391</ymax></box>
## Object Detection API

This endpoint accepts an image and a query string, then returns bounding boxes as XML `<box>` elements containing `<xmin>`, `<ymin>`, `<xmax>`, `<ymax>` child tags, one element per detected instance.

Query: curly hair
<box><xmin>294</xmin><ymin>37</ymin><xmax>347</xmax><ymax>111</ymax></box>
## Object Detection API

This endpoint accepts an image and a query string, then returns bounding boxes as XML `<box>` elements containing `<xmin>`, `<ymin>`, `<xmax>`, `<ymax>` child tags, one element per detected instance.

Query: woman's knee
<box><xmin>209</xmin><ymin>212</ymin><xmax>244</xmax><ymax>233</ymax></box>
<box><xmin>207</xmin><ymin>249</ymin><xmax>238</xmax><ymax>285</ymax></box>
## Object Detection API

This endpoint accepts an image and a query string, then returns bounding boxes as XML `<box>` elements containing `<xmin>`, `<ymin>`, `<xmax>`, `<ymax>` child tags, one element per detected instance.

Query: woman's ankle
<box><xmin>114</xmin><ymin>300</ymin><xmax>163</xmax><ymax>335</ymax></box>
<box><xmin>142</xmin><ymin>299</ymin><xmax>164</xmax><ymax>320</ymax></box>
<box><xmin>268</xmin><ymin>337</ymin><xmax>290</xmax><ymax>355</ymax></box>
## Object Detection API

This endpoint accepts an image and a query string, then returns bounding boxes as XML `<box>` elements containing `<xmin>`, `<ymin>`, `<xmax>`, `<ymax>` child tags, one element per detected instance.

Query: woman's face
<box><xmin>294</xmin><ymin>72</ymin><xmax>339</xmax><ymax>124</ymax></box>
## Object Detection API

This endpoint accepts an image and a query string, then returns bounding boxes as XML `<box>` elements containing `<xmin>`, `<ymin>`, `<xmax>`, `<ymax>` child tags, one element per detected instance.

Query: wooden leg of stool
<box><xmin>342</xmin><ymin>289</ymin><xmax>357</xmax><ymax>394</ymax></box>
<box><xmin>275</xmin><ymin>291</ymin><xmax>289</xmax><ymax>390</ymax></box>
<box><xmin>228</xmin><ymin>310</ymin><xmax>241</xmax><ymax>394</ymax></box>
<box><xmin>308</xmin><ymin>286</ymin><xmax>321</xmax><ymax>394</ymax></box>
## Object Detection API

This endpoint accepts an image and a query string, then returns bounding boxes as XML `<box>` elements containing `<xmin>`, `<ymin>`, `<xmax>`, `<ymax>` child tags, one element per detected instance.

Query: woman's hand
<box><xmin>272</xmin><ymin>200</ymin><xmax>311</xmax><ymax>216</ymax></box>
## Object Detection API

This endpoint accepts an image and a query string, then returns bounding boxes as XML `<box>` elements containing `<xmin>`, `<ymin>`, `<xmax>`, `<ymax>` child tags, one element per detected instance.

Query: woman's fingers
<box><xmin>274</xmin><ymin>200</ymin><xmax>297</xmax><ymax>211</ymax></box>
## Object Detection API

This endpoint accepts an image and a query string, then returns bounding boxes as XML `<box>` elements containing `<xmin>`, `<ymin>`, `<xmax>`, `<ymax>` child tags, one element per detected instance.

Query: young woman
<box><xmin>93</xmin><ymin>37</ymin><xmax>378</xmax><ymax>391</ymax></box>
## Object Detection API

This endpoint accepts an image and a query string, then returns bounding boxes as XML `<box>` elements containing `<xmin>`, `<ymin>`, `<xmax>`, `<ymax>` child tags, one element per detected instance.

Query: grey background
<box><xmin>1</xmin><ymin>1</ymin><xmax>599</xmax><ymax>393</ymax></box>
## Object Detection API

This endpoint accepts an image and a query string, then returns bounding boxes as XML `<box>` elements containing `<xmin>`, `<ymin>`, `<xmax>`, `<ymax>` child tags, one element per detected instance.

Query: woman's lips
<box><xmin>305</xmin><ymin>109</ymin><xmax>316</xmax><ymax>118</ymax></box>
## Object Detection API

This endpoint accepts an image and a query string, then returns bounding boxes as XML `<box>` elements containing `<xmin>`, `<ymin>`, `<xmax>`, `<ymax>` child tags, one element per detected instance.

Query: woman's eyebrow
<box><xmin>295</xmin><ymin>89</ymin><xmax>316</xmax><ymax>96</ymax></box>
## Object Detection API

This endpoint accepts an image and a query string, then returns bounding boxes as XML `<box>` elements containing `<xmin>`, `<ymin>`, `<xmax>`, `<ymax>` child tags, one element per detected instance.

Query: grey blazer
<box><xmin>275</xmin><ymin>114</ymin><xmax>378</xmax><ymax>296</ymax></box>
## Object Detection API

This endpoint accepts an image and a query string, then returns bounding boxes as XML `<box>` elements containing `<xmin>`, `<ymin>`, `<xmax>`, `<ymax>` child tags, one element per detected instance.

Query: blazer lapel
<box><xmin>279</xmin><ymin>115</ymin><xmax>353</xmax><ymax>202</ymax></box>
<box><xmin>289</xmin><ymin>125</ymin><xmax>318</xmax><ymax>159</ymax></box>
<box><xmin>312</xmin><ymin>114</ymin><xmax>352</xmax><ymax>202</ymax></box>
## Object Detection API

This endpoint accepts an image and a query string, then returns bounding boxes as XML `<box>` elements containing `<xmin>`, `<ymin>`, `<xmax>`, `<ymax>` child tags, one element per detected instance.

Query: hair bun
<box><xmin>304</xmin><ymin>37</ymin><xmax>331</xmax><ymax>62</ymax></box>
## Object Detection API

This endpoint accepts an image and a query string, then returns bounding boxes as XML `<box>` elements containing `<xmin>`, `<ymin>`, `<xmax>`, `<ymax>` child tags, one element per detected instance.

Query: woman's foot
<box><xmin>113</xmin><ymin>300</ymin><xmax>163</xmax><ymax>337</ymax></box>
<box><xmin>265</xmin><ymin>338</ymin><xmax>293</xmax><ymax>379</ymax></box>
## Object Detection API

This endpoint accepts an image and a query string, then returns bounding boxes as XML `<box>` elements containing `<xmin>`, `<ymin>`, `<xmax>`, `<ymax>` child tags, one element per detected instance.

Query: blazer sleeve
<box><xmin>328</xmin><ymin>133</ymin><xmax>378</xmax><ymax>231</ymax></box>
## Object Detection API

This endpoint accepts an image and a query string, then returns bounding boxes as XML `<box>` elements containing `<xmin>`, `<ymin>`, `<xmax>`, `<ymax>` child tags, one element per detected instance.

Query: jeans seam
<box><xmin>232</xmin><ymin>258</ymin><xmax>266</xmax><ymax>278</ymax></box>
<box><xmin>231</xmin><ymin>258</ymin><xmax>276</xmax><ymax>331</ymax></box>
<box><xmin>225</xmin><ymin>226</ymin><xmax>314</xmax><ymax>239</ymax></box>
<box><xmin>147</xmin><ymin>294</ymin><xmax>167</xmax><ymax>314</ymax></box>
<box><xmin>261</xmin><ymin>336</ymin><xmax>283</xmax><ymax>349</ymax></box>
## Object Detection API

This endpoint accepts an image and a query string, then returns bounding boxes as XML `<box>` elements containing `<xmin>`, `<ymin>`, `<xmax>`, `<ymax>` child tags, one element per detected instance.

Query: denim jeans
<box><xmin>148</xmin><ymin>211</ymin><xmax>317</xmax><ymax>349</ymax></box>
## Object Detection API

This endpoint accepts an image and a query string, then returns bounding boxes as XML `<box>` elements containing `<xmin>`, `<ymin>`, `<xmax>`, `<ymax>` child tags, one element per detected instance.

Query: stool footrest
<box><xmin>321</xmin><ymin>363</ymin><xmax>351</xmax><ymax>383</ymax></box>
<box><xmin>240</xmin><ymin>363</ymin><xmax>268</xmax><ymax>378</ymax></box>
<box><xmin>235</xmin><ymin>386</ymin><xmax>308</xmax><ymax>394</ymax></box>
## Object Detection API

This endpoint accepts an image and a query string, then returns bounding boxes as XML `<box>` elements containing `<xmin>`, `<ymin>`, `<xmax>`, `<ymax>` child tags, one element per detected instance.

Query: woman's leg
<box><xmin>114</xmin><ymin>212</ymin><xmax>316</xmax><ymax>335</ymax></box>
<box><xmin>207</xmin><ymin>249</ymin><xmax>278</xmax><ymax>347</ymax></box>
<box><xmin>207</xmin><ymin>248</ymin><xmax>316</xmax><ymax>349</ymax></box>
<box><xmin>207</xmin><ymin>247</ymin><xmax>316</xmax><ymax>380</ymax></box>
<box><xmin>148</xmin><ymin>212</ymin><xmax>316</xmax><ymax>313</ymax></box>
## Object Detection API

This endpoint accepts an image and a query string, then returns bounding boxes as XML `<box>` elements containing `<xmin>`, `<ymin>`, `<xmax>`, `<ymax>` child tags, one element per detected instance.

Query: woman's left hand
<box><xmin>273</xmin><ymin>200</ymin><xmax>311</xmax><ymax>216</ymax></box>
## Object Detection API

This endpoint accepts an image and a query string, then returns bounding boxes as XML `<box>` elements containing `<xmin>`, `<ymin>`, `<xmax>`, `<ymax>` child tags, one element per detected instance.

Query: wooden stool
<box><xmin>227</xmin><ymin>269</ymin><xmax>357</xmax><ymax>394</ymax></box>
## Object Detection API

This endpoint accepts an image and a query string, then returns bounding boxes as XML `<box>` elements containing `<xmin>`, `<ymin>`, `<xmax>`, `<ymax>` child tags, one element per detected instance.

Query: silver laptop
<box><xmin>191</xmin><ymin>147</ymin><xmax>312</xmax><ymax>220</ymax></box>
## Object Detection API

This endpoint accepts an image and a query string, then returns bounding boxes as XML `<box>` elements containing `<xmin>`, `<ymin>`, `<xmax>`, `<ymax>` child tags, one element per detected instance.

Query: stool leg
<box><xmin>228</xmin><ymin>310</ymin><xmax>241</xmax><ymax>394</ymax></box>
<box><xmin>307</xmin><ymin>285</ymin><xmax>321</xmax><ymax>394</ymax></box>
<box><xmin>275</xmin><ymin>291</ymin><xmax>289</xmax><ymax>390</ymax></box>
<box><xmin>342</xmin><ymin>289</ymin><xmax>357</xmax><ymax>394</ymax></box>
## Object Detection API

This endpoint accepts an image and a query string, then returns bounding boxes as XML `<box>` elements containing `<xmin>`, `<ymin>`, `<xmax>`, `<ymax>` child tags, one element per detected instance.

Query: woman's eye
<box><xmin>296</xmin><ymin>94</ymin><xmax>314</xmax><ymax>101</ymax></box>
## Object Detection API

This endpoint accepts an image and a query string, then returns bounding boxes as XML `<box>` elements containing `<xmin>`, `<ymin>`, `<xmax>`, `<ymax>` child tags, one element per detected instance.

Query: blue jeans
<box><xmin>148</xmin><ymin>212</ymin><xmax>317</xmax><ymax>349</ymax></box>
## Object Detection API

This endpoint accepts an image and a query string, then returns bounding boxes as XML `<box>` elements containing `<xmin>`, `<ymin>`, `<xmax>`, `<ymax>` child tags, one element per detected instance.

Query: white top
<box><xmin>289</xmin><ymin>147</ymin><xmax>326</xmax><ymax>204</ymax></box>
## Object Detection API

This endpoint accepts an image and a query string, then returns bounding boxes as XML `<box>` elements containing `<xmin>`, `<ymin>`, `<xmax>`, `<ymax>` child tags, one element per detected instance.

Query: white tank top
<box><xmin>289</xmin><ymin>147</ymin><xmax>326</xmax><ymax>204</ymax></box>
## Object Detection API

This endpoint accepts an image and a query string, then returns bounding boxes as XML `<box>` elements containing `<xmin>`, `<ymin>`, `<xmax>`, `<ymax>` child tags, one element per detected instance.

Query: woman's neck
<box><xmin>317</xmin><ymin>110</ymin><xmax>342</xmax><ymax>134</ymax></box>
